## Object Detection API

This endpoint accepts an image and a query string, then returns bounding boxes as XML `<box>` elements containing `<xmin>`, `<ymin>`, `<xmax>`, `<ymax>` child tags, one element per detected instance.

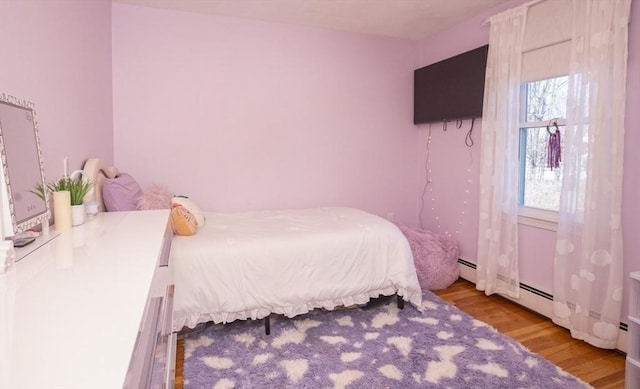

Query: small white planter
<box><xmin>71</xmin><ymin>203</ymin><xmax>85</xmax><ymax>226</ymax></box>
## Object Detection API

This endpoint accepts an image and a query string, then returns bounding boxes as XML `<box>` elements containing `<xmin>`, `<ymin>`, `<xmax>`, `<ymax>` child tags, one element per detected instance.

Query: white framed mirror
<box><xmin>0</xmin><ymin>93</ymin><xmax>49</xmax><ymax>239</ymax></box>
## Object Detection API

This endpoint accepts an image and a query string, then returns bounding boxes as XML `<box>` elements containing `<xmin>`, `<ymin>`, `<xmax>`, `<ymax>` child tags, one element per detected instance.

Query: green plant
<box><xmin>28</xmin><ymin>181</ymin><xmax>47</xmax><ymax>201</ymax></box>
<box><xmin>48</xmin><ymin>176</ymin><xmax>93</xmax><ymax>206</ymax></box>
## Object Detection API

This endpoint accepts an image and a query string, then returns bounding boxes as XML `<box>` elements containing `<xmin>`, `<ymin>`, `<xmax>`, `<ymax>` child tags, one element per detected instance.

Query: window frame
<box><xmin>517</xmin><ymin>80</ymin><xmax>567</xmax><ymax>231</ymax></box>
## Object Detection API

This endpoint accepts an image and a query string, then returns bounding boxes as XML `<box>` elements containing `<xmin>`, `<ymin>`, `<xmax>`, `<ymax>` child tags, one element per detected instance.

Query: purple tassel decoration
<box><xmin>547</xmin><ymin>127</ymin><xmax>561</xmax><ymax>170</ymax></box>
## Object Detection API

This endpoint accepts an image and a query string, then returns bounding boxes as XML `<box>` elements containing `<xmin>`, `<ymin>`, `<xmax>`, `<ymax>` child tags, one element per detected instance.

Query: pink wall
<box><xmin>417</xmin><ymin>0</ymin><xmax>640</xmax><ymax>319</ymax></box>
<box><xmin>112</xmin><ymin>4</ymin><xmax>422</xmax><ymax>224</ymax></box>
<box><xmin>0</xmin><ymin>0</ymin><xmax>114</xmax><ymax>180</ymax></box>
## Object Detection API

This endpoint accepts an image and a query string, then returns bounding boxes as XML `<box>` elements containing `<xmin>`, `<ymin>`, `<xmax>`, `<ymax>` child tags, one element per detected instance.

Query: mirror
<box><xmin>0</xmin><ymin>93</ymin><xmax>48</xmax><ymax>238</ymax></box>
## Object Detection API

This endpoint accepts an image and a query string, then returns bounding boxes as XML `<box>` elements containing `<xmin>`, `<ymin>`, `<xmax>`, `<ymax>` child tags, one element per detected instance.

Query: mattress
<box><xmin>171</xmin><ymin>207</ymin><xmax>422</xmax><ymax>331</ymax></box>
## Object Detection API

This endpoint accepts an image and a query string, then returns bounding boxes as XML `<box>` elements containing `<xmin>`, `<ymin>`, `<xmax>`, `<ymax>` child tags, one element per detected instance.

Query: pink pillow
<box><xmin>102</xmin><ymin>173</ymin><xmax>144</xmax><ymax>212</ymax></box>
<box><xmin>138</xmin><ymin>184</ymin><xmax>172</xmax><ymax>210</ymax></box>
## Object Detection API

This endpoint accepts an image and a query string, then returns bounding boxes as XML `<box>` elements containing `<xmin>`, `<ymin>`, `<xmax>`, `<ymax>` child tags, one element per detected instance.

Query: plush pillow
<box><xmin>171</xmin><ymin>205</ymin><xmax>198</xmax><ymax>236</ymax></box>
<box><xmin>102</xmin><ymin>173</ymin><xmax>144</xmax><ymax>212</ymax></box>
<box><xmin>138</xmin><ymin>184</ymin><xmax>172</xmax><ymax>210</ymax></box>
<box><xmin>171</xmin><ymin>195</ymin><xmax>205</xmax><ymax>227</ymax></box>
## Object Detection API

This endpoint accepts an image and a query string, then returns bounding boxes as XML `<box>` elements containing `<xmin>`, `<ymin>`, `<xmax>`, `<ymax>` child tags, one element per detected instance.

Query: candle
<box><xmin>53</xmin><ymin>191</ymin><xmax>72</xmax><ymax>231</ymax></box>
<box><xmin>63</xmin><ymin>157</ymin><xmax>69</xmax><ymax>177</ymax></box>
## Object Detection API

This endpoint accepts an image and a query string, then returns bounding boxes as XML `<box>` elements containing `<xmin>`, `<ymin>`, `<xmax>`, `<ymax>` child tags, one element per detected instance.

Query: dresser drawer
<box><xmin>126</xmin><ymin>219</ymin><xmax>175</xmax><ymax>388</ymax></box>
<box><xmin>627</xmin><ymin>357</ymin><xmax>640</xmax><ymax>389</ymax></box>
<box><xmin>148</xmin><ymin>221</ymin><xmax>174</xmax><ymax>298</ymax></box>
<box><xmin>629</xmin><ymin>317</ymin><xmax>640</xmax><ymax>360</ymax></box>
<box><xmin>126</xmin><ymin>284</ymin><xmax>176</xmax><ymax>389</ymax></box>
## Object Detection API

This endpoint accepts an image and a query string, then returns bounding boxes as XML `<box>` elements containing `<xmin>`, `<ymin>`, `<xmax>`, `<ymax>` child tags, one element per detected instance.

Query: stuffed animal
<box><xmin>170</xmin><ymin>204</ymin><xmax>198</xmax><ymax>236</ymax></box>
<box><xmin>171</xmin><ymin>195</ymin><xmax>205</xmax><ymax>227</ymax></box>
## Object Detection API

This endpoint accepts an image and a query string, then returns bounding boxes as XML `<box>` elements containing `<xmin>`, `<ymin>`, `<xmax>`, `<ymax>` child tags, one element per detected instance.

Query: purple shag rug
<box><xmin>183</xmin><ymin>291</ymin><xmax>592</xmax><ymax>388</ymax></box>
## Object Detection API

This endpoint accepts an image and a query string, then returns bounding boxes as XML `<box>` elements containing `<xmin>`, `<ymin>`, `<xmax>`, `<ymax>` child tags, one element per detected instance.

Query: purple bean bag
<box><xmin>397</xmin><ymin>224</ymin><xmax>459</xmax><ymax>291</ymax></box>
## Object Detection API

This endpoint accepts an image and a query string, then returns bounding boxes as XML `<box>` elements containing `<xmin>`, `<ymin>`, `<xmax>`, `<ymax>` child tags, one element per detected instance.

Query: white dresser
<box><xmin>0</xmin><ymin>210</ymin><xmax>174</xmax><ymax>389</ymax></box>
<box><xmin>627</xmin><ymin>271</ymin><xmax>640</xmax><ymax>388</ymax></box>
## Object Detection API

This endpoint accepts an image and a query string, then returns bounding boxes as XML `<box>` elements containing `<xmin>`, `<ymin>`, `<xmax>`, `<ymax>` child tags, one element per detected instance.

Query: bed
<box><xmin>171</xmin><ymin>206</ymin><xmax>422</xmax><ymax>331</ymax></box>
<box><xmin>82</xmin><ymin>159</ymin><xmax>423</xmax><ymax>333</ymax></box>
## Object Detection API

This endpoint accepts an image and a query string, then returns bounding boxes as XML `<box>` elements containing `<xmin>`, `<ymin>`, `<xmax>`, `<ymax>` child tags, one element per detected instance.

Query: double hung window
<box><xmin>518</xmin><ymin>75</ymin><xmax>568</xmax><ymax>220</ymax></box>
<box><xmin>515</xmin><ymin>0</ymin><xmax>572</xmax><ymax>229</ymax></box>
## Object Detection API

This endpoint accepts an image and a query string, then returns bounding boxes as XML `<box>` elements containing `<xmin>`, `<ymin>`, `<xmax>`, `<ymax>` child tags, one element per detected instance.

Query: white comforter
<box><xmin>171</xmin><ymin>207</ymin><xmax>422</xmax><ymax>331</ymax></box>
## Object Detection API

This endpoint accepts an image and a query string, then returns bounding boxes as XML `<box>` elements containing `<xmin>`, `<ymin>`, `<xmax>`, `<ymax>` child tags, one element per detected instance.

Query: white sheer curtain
<box><xmin>476</xmin><ymin>5</ymin><xmax>527</xmax><ymax>299</ymax></box>
<box><xmin>552</xmin><ymin>0</ymin><xmax>631</xmax><ymax>349</ymax></box>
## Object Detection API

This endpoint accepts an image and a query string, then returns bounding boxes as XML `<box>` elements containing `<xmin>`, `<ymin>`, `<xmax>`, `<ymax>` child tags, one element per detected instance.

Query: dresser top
<box><xmin>0</xmin><ymin>210</ymin><xmax>170</xmax><ymax>389</ymax></box>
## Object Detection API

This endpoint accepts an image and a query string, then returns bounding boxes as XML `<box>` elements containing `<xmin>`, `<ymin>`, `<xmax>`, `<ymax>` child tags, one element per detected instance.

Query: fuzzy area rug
<box><xmin>182</xmin><ymin>291</ymin><xmax>592</xmax><ymax>388</ymax></box>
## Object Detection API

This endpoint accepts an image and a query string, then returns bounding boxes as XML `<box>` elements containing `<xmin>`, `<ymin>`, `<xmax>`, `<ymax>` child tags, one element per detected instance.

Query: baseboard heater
<box><xmin>456</xmin><ymin>258</ymin><xmax>628</xmax><ymax>333</ymax></box>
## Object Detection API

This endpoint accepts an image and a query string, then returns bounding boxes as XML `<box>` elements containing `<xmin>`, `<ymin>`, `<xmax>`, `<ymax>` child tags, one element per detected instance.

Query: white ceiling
<box><xmin>113</xmin><ymin>0</ymin><xmax>508</xmax><ymax>41</ymax></box>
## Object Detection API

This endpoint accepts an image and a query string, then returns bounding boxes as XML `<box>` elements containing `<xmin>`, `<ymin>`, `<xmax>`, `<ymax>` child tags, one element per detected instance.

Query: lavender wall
<box><xmin>0</xmin><ymin>0</ymin><xmax>114</xmax><ymax>180</ymax></box>
<box><xmin>417</xmin><ymin>0</ymin><xmax>640</xmax><ymax>318</ymax></box>
<box><xmin>111</xmin><ymin>4</ymin><xmax>422</xmax><ymax>224</ymax></box>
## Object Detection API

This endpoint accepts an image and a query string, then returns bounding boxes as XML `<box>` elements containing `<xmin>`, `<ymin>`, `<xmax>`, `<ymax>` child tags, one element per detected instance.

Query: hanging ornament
<box><xmin>547</xmin><ymin>120</ymin><xmax>561</xmax><ymax>170</ymax></box>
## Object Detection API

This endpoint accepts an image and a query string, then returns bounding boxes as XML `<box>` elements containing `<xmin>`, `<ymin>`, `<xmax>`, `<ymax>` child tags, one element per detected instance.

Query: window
<box><xmin>518</xmin><ymin>76</ymin><xmax>568</xmax><ymax>223</ymax></box>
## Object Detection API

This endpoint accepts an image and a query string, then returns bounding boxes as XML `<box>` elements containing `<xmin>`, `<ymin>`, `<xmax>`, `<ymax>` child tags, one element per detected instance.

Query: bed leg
<box><xmin>397</xmin><ymin>295</ymin><xmax>405</xmax><ymax>310</ymax></box>
<box><xmin>264</xmin><ymin>315</ymin><xmax>271</xmax><ymax>335</ymax></box>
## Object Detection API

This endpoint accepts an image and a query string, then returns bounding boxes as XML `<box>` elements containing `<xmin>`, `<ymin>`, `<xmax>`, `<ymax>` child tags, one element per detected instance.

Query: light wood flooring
<box><xmin>434</xmin><ymin>279</ymin><xmax>627</xmax><ymax>388</ymax></box>
<box><xmin>175</xmin><ymin>278</ymin><xmax>627</xmax><ymax>388</ymax></box>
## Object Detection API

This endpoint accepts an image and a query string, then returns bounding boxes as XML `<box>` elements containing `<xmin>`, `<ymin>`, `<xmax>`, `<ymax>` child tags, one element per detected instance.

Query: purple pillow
<box><xmin>102</xmin><ymin>173</ymin><xmax>144</xmax><ymax>212</ymax></box>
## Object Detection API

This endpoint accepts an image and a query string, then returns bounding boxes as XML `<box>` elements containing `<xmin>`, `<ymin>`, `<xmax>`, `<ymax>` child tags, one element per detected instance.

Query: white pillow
<box><xmin>171</xmin><ymin>196</ymin><xmax>205</xmax><ymax>227</ymax></box>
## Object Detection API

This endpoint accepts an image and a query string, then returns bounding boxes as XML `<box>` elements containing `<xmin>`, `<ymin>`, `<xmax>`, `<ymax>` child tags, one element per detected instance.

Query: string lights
<box><xmin>418</xmin><ymin>122</ymin><xmax>475</xmax><ymax>238</ymax></box>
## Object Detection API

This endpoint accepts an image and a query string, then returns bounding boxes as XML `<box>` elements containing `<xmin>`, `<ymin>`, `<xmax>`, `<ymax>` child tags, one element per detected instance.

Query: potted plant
<box><xmin>48</xmin><ymin>176</ymin><xmax>93</xmax><ymax>227</ymax></box>
<box><xmin>28</xmin><ymin>181</ymin><xmax>47</xmax><ymax>202</ymax></box>
<box><xmin>28</xmin><ymin>181</ymin><xmax>52</xmax><ymax>233</ymax></box>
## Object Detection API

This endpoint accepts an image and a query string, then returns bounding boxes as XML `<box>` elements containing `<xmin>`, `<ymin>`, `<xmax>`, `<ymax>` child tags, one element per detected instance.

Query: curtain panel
<box><xmin>476</xmin><ymin>5</ymin><xmax>527</xmax><ymax>299</ymax></box>
<box><xmin>552</xmin><ymin>0</ymin><xmax>631</xmax><ymax>349</ymax></box>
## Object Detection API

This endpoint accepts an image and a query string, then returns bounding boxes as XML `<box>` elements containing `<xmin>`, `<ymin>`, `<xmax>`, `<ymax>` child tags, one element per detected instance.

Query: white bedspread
<box><xmin>171</xmin><ymin>207</ymin><xmax>422</xmax><ymax>331</ymax></box>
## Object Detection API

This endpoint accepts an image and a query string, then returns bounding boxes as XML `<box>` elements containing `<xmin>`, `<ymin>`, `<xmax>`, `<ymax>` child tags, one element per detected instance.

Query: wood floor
<box><xmin>434</xmin><ymin>279</ymin><xmax>627</xmax><ymax>388</ymax></box>
<box><xmin>175</xmin><ymin>278</ymin><xmax>626</xmax><ymax>389</ymax></box>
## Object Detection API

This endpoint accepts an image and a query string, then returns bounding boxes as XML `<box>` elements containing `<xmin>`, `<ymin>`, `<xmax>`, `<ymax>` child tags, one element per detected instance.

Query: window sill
<box><xmin>518</xmin><ymin>207</ymin><xmax>557</xmax><ymax>231</ymax></box>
